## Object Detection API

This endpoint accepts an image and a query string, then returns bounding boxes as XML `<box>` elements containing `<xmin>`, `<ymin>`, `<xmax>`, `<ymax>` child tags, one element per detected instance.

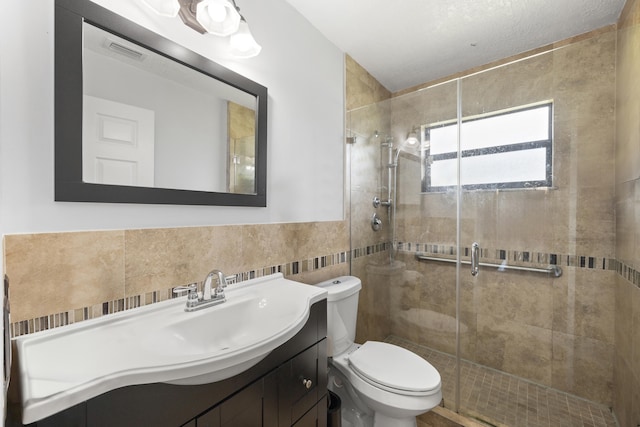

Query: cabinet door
<box><xmin>292</xmin><ymin>407</ymin><xmax>316</xmax><ymax>427</ymax></box>
<box><xmin>278</xmin><ymin>344</ymin><xmax>321</xmax><ymax>426</ymax></box>
<box><xmin>196</xmin><ymin>407</ymin><xmax>219</xmax><ymax>427</ymax></box>
<box><xmin>291</xmin><ymin>399</ymin><xmax>327</xmax><ymax>427</ymax></box>
<box><xmin>197</xmin><ymin>371</ymin><xmax>277</xmax><ymax>427</ymax></box>
<box><xmin>291</xmin><ymin>345</ymin><xmax>319</xmax><ymax>423</ymax></box>
<box><xmin>220</xmin><ymin>380</ymin><xmax>264</xmax><ymax>427</ymax></box>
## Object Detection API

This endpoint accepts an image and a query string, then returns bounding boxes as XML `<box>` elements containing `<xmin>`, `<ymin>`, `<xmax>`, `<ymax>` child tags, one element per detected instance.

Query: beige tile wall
<box><xmin>345</xmin><ymin>56</ymin><xmax>397</xmax><ymax>344</ymax></box>
<box><xmin>614</xmin><ymin>0</ymin><xmax>640</xmax><ymax>425</ymax></box>
<box><xmin>345</xmin><ymin>56</ymin><xmax>391</xmax><ymax>111</ymax></box>
<box><xmin>3</xmin><ymin>221</ymin><xmax>350</xmax><ymax>329</ymax></box>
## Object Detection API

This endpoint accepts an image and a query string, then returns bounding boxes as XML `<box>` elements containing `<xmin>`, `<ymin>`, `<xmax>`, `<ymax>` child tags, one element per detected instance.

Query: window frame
<box><xmin>421</xmin><ymin>102</ymin><xmax>553</xmax><ymax>193</ymax></box>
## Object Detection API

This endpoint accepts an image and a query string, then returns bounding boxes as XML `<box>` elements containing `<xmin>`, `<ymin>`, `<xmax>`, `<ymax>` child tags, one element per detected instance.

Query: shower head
<box><xmin>394</xmin><ymin>132</ymin><xmax>421</xmax><ymax>162</ymax></box>
<box><xmin>405</xmin><ymin>127</ymin><xmax>420</xmax><ymax>146</ymax></box>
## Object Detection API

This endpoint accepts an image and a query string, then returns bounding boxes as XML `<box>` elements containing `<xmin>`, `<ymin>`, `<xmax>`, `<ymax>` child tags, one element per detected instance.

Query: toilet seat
<box><xmin>347</xmin><ymin>341</ymin><xmax>441</xmax><ymax>397</ymax></box>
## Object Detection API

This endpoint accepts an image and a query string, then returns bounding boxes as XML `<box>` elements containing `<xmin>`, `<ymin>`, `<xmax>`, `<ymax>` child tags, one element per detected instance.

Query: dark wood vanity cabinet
<box><xmin>11</xmin><ymin>300</ymin><xmax>327</xmax><ymax>427</ymax></box>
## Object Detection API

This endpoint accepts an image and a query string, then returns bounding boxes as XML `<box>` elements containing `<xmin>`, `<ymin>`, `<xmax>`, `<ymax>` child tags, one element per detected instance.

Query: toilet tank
<box><xmin>316</xmin><ymin>276</ymin><xmax>362</xmax><ymax>357</ymax></box>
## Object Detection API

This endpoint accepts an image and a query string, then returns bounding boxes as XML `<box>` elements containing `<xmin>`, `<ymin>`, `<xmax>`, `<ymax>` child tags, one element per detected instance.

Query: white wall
<box><xmin>0</xmin><ymin>0</ymin><xmax>345</xmax><ymax>235</ymax></box>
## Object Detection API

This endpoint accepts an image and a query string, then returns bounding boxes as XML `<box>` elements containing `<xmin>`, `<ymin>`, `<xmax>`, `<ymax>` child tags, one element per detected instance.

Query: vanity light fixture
<box><xmin>195</xmin><ymin>0</ymin><xmax>241</xmax><ymax>36</ymax></box>
<box><xmin>142</xmin><ymin>0</ymin><xmax>262</xmax><ymax>58</ymax></box>
<box><xmin>229</xmin><ymin>17</ymin><xmax>262</xmax><ymax>58</ymax></box>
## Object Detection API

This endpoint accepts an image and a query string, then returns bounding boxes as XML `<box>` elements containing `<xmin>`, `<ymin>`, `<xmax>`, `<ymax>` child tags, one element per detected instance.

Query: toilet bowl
<box><xmin>317</xmin><ymin>276</ymin><xmax>442</xmax><ymax>427</ymax></box>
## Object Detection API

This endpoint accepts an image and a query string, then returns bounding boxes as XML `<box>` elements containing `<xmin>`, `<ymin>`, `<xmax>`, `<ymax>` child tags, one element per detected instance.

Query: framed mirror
<box><xmin>55</xmin><ymin>0</ymin><xmax>267</xmax><ymax>206</ymax></box>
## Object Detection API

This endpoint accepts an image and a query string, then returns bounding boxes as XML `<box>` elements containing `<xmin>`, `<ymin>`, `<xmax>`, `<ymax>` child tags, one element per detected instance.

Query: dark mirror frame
<box><xmin>55</xmin><ymin>0</ymin><xmax>267</xmax><ymax>206</ymax></box>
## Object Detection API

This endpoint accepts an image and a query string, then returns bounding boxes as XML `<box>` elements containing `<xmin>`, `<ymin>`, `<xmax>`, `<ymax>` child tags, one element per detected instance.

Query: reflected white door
<box><xmin>83</xmin><ymin>95</ymin><xmax>155</xmax><ymax>186</ymax></box>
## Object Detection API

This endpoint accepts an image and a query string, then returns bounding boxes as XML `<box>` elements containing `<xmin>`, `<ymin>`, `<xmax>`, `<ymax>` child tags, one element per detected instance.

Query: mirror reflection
<box><xmin>82</xmin><ymin>23</ymin><xmax>257</xmax><ymax>194</ymax></box>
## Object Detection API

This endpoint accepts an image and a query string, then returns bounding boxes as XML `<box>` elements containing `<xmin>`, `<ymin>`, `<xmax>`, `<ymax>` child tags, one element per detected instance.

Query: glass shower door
<box><xmin>455</xmin><ymin>39</ymin><xmax>604</xmax><ymax>425</ymax></box>
<box><xmin>455</xmin><ymin>72</ymin><xmax>561</xmax><ymax>424</ymax></box>
<box><xmin>384</xmin><ymin>80</ymin><xmax>464</xmax><ymax>411</ymax></box>
<box><xmin>346</xmin><ymin>79</ymin><xmax>463</xmax><ymax>409</ymax></box>
<box><xmin>348</xmin><ymin>30</ymin><xmax>616</xmax><ymax>425</ymax></box>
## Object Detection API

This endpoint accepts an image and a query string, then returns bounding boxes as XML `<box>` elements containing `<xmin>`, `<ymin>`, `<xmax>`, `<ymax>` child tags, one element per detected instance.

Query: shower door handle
<box><xmin>471</xmin><ymin>242</ymin><xmax>480</xmax><ymax>276</ymax></box>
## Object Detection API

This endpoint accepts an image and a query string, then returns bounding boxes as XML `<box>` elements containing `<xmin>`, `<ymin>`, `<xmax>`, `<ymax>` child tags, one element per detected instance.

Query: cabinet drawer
<box><xmin>291</xmin><ymin>345</ymin><xmax>319</xmax><ymax>406</ymax></box>
<box><xmin>278</xmin><ymin>342</ymin><xmax>325</xmax><ymax>426</ymax></box>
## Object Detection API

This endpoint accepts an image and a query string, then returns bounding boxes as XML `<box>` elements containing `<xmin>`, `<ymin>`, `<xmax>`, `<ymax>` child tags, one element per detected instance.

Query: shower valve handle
<box><xmin>371</xmin><ymin>213</ymin><xmax>382</xmax><ymax>231</ymax></box>
<box><xmin>372</xmin><ymin>196</ymin><xmax>391</xmax><ymax>208</ymax></box>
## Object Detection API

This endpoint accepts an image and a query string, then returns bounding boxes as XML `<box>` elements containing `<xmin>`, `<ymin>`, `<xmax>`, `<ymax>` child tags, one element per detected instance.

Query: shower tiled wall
<box><xmin>347</xmin><ymin>27</ymin><xmax>622</xmax><ymax>409</ymax></box>
<box><xmin>614</xmin><ymin>0</ymin><xmax>640</xmax><ymax>425</ymax></box>
<box><xmin>345</xmin><ymin>56</ymin><xmax>397</xmax><ymax>344</ymax></box>
<box><xmin>3</xmin><ymin>221</ymin><xmax>350</xmax><ymax>335</ymax></box>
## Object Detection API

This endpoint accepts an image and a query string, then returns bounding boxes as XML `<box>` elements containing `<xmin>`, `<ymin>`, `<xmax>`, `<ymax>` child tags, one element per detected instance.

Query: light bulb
<box><xmin>196</xmin><ymin>0</ymin><xmax>241</xmax><ymax>36</ymax></box>
<box><xmin>207</xmin><ymin>3</ymin><xmax>227</xmax><ymax>23</ymax></box>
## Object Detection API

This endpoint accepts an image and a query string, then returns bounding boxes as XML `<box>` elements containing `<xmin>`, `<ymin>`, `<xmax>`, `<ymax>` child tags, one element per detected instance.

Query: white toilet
<box><xmin>317</xmin><ymin>276</ymin><xmax>442</xmax><ymax>427</ymax></box>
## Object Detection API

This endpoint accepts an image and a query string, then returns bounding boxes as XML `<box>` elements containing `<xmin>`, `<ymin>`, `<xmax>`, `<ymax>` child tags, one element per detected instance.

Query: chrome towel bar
<box><xmin>415</xmin><ymin>253</ymin><xmax>563</xmax><ymax>277</ymax></box>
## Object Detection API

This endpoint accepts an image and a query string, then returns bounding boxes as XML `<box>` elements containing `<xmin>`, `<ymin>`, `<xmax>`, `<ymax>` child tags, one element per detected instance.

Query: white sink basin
<box><xmin>14</xmin><ymin>273</ymin><xmax>327</xmax><ymax>424</ymax></box>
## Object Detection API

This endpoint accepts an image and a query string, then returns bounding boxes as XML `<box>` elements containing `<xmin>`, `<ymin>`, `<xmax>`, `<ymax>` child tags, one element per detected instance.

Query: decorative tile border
<box><xmin>10</xmin><ymin>249</ymin><xmax>351</xmax><ymax>338</ymax></box>
<box><xmin>14</xmin><ymin>240</ymin><xmax>633</xmax><ymax>338</ymax></box>
<box><xmin>615</xmin><ymin>259</ymin><xmax>640</xmax><ymax>288</ymax></box>
<box><xmin>351</xmin><ymin>241</ymin><xmax>390</xmax><ymax>259</ymax></box>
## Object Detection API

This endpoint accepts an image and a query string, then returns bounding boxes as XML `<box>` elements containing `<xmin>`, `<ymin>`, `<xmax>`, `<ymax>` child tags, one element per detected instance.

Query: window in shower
<box><xmin>421</xmin><ymin>102</ymin><xmax>553</xmax><ymax>192</ymax></box>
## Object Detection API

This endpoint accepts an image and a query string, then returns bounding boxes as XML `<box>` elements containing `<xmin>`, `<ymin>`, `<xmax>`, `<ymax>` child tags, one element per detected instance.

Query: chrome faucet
<box><xmin>202</xmin><ymin>269</ymin><xmax>227</xmax><ymax>300</ymax></box>
<box><xmin>173</xmin><ymin>269</ymin><xmax>227</xmax><ymax>312</ymax></box>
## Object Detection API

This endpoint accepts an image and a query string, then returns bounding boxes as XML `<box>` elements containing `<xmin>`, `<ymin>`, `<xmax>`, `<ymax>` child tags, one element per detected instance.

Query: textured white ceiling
<box><xmin>284</xmin><ymin>0</ymin><xmax>626</xmax><ymax>92</ymax></box>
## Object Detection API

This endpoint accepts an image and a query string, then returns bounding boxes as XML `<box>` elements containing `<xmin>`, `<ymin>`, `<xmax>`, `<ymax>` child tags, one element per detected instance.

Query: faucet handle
<box><xmin>214</xmin><ymin>278</ymin><xmax>225</xmax><ymax>297</ymax></box>
<box><xmin>173</xmin><ymin>283</ymin><xmax>199</xmax><ymax>308</ymax></box>
<box><xmin>213</xmin><ymin>271</ymin><xmax>227</xmax><ymax>297</ymax></box>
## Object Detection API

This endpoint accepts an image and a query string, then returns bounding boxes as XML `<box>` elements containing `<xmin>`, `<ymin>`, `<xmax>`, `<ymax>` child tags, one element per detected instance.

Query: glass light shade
<box><xmin>141</xmin><ymin>0</ymin><xmax>180</xmax><ymax>17</ymax></box>
<box><xmin>196</xmin><ymin>0</ymin><xmax>241</xmax><ymax>36</ymax></box>
<box><xmin>206</xmin><ymin>3</ymin><xmax>227</xmax><ymax>22</ymax></box>
<box><xmin>229</xmin><ymin>20</ymin><xmax>262</xmax><ymax>58</ymax></box>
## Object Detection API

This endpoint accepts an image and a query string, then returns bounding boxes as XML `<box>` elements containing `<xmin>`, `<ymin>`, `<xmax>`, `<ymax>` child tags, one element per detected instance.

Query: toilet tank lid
<box><xmin>315</xmin><ymin>276</ymin><xmax>362</xmax><ymax>301</ymax></box>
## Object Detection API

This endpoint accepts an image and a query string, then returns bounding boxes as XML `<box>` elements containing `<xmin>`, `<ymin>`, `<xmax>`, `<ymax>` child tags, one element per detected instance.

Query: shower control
<box><xmin>372</xmin><ymin>196</ymin><xmax>391</xmax><ymax>208</ymax></box>
<box><xmin>371</xmin><ymin>213</ymin><xmax>382</xmax><ymax>231</ymax></box>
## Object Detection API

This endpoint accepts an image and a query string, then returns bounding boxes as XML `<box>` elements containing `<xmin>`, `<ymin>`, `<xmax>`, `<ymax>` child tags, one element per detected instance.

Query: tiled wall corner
<box><xmin>614</xmin><ymin>0</ymin><xmax>640</xmax><ymax>424</ymax></box>
<box><xmin>345</xmin><ymin>55</ymin><xmax>391</xmax><ymax>111</ymax></box>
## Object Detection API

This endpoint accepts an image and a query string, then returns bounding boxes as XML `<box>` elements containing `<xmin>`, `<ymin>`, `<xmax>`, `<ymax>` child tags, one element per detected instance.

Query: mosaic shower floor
<box><xmin>385</xmin><ymin>336</ymin><xmax>618</xmax><ymax>427</ymax></box>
